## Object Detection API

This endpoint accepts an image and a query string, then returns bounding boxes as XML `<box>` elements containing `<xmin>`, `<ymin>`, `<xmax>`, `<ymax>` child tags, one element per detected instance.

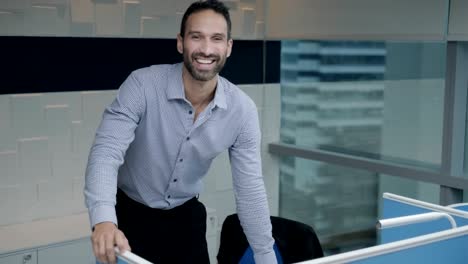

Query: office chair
<box><xmin>217</xmin><ymin>214</ymin><xmax>324</xmax><ymax>264</ymax></box>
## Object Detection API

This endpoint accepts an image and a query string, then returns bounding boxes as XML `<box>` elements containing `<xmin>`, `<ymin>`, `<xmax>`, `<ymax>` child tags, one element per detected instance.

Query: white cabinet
<box><xmin>0</xmin><ymin>239</ymin><xmax>93</xmax><ymax>264</ymax></box>
<box><xmin>0</xmin><ymin>251</ymin><xmax>37</xmax><ymax>264</ymax></box>
<box><xmin>0</xmin><ymin>213</ymin><xmax>92</xmax><ymax>264</ymax></box>
<box><xmin>38</xmin><ymin>239</ymin><xmax>94</xmax><ymax>264</ymax></box>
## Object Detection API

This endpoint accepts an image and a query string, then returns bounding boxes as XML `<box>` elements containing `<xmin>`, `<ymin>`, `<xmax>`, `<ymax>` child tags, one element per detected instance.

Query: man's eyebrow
<box><xmin>187</xmin><ymin>30</ymin><xmax>202</xmax><ymax>35</ymax></box>
<box><xmin>186</xmin><ymin>31</ymin><xmax>227</xmax><ymax>37</ymax></box>
<box><xmin>212</xmin><ymin>33</ymin><xmax>226</xmax><ymax>38</ymax></box>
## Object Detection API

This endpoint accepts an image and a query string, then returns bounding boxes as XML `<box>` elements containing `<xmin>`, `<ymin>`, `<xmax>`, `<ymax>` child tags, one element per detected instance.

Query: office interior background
<box><xmin>1</xmin><ymin>0</ymin><xmax>468</xmax><ymax>263</ymax></box>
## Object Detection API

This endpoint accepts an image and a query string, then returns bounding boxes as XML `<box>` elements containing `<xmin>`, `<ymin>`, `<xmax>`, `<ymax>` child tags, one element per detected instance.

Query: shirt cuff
<box><xmin>89</xmin><ymin>204</ymin><xmax>118</xmax><ymax>229</ymax></box>
<box><xmin>254</xmin><ymin>251</ymin><xmax>278</xmax><ymax>264</ymax></box>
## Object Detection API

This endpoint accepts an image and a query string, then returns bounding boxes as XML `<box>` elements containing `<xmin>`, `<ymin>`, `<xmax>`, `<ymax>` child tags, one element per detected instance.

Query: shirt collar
<box><xmin>166</xmin><ymin>63</ymin><xmax>185</xmax><ymax>100</ymax></box>
<box><xmin>213</xmin><ymin>77</ymin><xmax>227</xmax><ymax>110</ymax></box>
<box><xmin>166</xmin><ymin>63</ymin><xmax>227</xmax><ymax>110</ymax></box>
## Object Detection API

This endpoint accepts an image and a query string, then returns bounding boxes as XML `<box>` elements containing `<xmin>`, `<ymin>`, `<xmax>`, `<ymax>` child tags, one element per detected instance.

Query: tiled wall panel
<box><xmin>0</xmin><ymin>184</ymin><xmax>38</xmax><ymax>226</ymax></box>
<box><xmin>18</xmin><ymin>137</ymin><xmax>51</xmax><ymax>183</ymax></box>
<box><xmin>0</xmin><ymin>91</ymin><xmax>118</xmax><ymax>226</ymax></box>
<box><xmin>0</xmin><ymin>151</ymin><xmax>18</xmax><ymax>186</ymax></box>
<box><xmin>123</xmin><ymin>0</ymin><xmax>141</xmax><ymax>37</ymax></box>
<box><xmin>0</xmin><ymin>0</ymin><xmax>31</xmax><ymax>10</ymax></box>
<box><xmin>94</xmin><ymin>1</ymin><xmax>123</xmax><ymax>36</ymax></box>
<box><xmin>81</xmin><ymin>91</ymin><xmax>116</xmax><ymax>129</ymax></box>
<box><xmin>0</xmin><ymin>11</ymin><xmax>26</xmax><ymax>35</ymax></box>
<box><xmin>45</xmin><ymin>104</ymin><xmax>71</xmax><ymax>151</ymax></box>
<box><xmin>70</xmin><ymin>0</ymin><xmax>94</xmax><ymax>24</ymax></box>
<box><xmin>0</xmin><ymin>185</ymin><xmax>22</xmax><ymax>224</ymax></box>
<box><xmin>44</xmin><ymin>92</ymin><xmax>83</xmax><ymax>121</ymax></box>
<box><xmin>11</xmin><ymin>94</ymin><xmax>46</xmax><ymax>139</ymax></box>
<box><xmin>0</xmin><ymin>96</ymin><xmax>14</xmax><ymax>151</ymax></box>
<box><xmin>30</xmin><ymin>5</ymin><xmax>61</xmax><ymax>36</ymax></box>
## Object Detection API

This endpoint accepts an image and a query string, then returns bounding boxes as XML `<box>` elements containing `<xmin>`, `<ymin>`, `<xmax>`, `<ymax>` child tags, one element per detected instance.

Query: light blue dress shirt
<box><xmin>84</xmin><ymin>63</ymin><xmax>276</xmax><ymax>263</ymax></box>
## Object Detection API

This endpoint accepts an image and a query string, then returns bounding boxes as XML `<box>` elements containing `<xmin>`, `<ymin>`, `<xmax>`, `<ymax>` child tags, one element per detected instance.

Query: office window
<box><xmin>279</xmin><ymin>40</ymin><xmax>447</xmax><ymax>255</ymax></box>
<box><xmin>465</xmin><ymin>106</ymin><xmax>468</xmax><ymax>178</ymax></box>
<box><xmin>280</xmin><ymin>41</ymin><xmax>446</xmax><ymax>168</ymax></box>
<box><xmin>279</xmin><ymin>157</ymin><xmax>378</xmax><ymax>255</ymax></box>
<box><xmin>279</xmin><ymin>157</ymin><xmax>440</xmax><ymax>255</ymax></box>
<box><xmin>378</xmin><ymin>174</ymin><xmax>440</xmax><ymax>205</ymax></box>
<box><xmin>458</xmin><ymin>102</ymin><xmax>468</xmax><ymax>200</ymax></box>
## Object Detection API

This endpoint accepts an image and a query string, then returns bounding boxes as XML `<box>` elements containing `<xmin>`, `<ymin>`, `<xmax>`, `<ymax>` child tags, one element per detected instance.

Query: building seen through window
<box><xmin>279</xmin><ymin>40</ymin><xmax>446</xmax><ymax>254</ymax></box>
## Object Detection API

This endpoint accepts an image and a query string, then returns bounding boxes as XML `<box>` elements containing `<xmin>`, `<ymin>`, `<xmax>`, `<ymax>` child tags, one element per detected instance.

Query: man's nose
<box><xmin>199</xmin><ymin>39</ymin><xmax>214</xmax><ymax>55</ymax></box>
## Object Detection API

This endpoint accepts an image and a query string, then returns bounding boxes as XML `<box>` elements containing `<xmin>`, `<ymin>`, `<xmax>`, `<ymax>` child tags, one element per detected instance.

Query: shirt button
<box><xmin>173</xmin><ymin>179</ymin><xmax>178</xmax><ymax>182</ymax></box>
<box><xmin>168</xmin><ymin>195</ymin><xmax>171</xmax><ymax>199</ymax></box>
<box><xmin>186</xmin><ymin>137</ymin><xmax>190</xmax><ymax>141</ymax></box>
<box><xmin>179</xmin><ymin>158</ymin><xmax>183</xmax><ymax>162</ymax></box>
<box><xmin>189</xmin><ymin>110</ymin><xmax>193</xmax><ymax>114</ymax></box>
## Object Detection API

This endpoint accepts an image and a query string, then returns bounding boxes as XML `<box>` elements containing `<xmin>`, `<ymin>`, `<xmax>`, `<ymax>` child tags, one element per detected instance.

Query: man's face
<box><xmin>177</xmin><ymin>9</ymin><xmax>233</xmax><ymax>82</ymax></box>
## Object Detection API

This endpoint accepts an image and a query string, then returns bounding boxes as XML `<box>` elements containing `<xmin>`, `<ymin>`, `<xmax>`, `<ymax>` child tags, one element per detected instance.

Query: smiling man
<box><xmin>84</xmin><ymin>1</ymin><xmax>276</xmax><ymax>264</ymax></box>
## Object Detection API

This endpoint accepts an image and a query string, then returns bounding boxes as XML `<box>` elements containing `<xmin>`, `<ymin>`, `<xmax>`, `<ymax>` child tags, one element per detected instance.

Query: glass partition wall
<box><xmin>267</xmin><ymin>0</ymin><xmax>468</xmax><ymax>257</ymax></box>
<box><xmin>275</xmin><ymin>40</ymin><xmax>449</xmax><ymax>254</ymax></box>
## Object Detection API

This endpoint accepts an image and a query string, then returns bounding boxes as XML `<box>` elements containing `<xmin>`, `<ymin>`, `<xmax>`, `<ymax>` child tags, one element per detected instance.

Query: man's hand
<box><xmin>92</xmin><ymin>222</ymin><xmax>131</xmax><ymax>264</ymax></box>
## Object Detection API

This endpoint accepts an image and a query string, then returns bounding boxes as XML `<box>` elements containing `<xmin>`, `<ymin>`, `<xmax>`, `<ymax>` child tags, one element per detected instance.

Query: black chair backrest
<box><xmin>217</xmin><ymin>214</ymin><xmax>324</xmax><ymax>264</ymax></box>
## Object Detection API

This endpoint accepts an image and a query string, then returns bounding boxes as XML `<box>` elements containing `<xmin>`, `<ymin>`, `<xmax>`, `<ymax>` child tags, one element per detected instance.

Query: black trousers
<box><xmin>116</xmin><ymin>189</ymin><xmax>210</xmax><ymax>264</ymax></box>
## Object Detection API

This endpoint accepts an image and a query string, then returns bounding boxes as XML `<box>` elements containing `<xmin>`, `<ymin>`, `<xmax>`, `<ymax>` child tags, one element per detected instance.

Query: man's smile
<box><xmin>193</xmin><ymin>55</ymin><xmax>218</xmax><ymax>71</ymax></box>
<box><xmin>195</xmin><ymin>58</ymin><xmax>215</xmax><ymax>64</ymax></box>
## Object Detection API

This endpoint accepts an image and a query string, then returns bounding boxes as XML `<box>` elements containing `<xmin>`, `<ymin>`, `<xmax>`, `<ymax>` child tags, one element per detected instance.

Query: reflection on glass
<box><xmin>465</xmin><ymin>107</ymin><xmax>468</xmax><ymax>178</ymax></box>
<box><xmin>279</xmin><ymin>40</ymin><xmax>447</xmax><ymax>256</ymax></box>
<box><xmin>377</xmin><ymin>174</ymin><xmax>440</xmax><ymax>206</ymax></box>
<box><xmin>279</xmin><ymin>157</ymin><xmax>441</xmax><ymax>255</ymax></box>
<box><xmin>279</xmin><ymin>157</ymin><xmax>378</xmax><ymax>255</ymax></box>
<box><xmin>280</xmin><ymin>41</ymin><xmax>446</xmax><ymax>168</ymax></box>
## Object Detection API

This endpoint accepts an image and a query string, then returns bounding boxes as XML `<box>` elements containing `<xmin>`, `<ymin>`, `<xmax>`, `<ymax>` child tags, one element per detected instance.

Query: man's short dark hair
<box><xmin>180</xmin><ymin>0</ymin><xmax>232</xmax><ymax>39</ymax></box>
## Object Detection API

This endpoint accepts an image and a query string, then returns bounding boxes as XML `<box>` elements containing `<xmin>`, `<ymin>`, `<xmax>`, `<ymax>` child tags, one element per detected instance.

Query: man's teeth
<box><xmin>196</xmin><ymin>58</ymin><xmax>214</xmax><ymax>64</ymax></box>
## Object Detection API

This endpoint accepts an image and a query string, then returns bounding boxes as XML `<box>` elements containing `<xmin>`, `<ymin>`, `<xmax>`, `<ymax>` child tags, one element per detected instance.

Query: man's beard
<box><xmin>183</xmin><ymin>50</ymin><xmax>227</xmax><ymax>82</ymax></box>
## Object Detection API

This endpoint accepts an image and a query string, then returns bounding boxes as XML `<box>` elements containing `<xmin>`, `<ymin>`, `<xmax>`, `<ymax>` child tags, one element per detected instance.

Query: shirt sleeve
<box><xmin>228</xmin><ymin>100</ymin><xmax>277</xmax><ymax>264</ymax></box>
<box><xmin>84</xmin><ymin>71</ymin><xmax>145</xmax><ymax>228</ymax></box>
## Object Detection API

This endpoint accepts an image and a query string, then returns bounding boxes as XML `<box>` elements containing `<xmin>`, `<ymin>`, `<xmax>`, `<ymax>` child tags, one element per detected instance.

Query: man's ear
<box><xmin>177</xmin><ymin>33</ymin><xmax>183</xmax><ymax>54</ymax></box>
<box><xmin>227</xmin><ymin>39</ymin><xmax>233</xmax><ymax>58</ymax></box>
